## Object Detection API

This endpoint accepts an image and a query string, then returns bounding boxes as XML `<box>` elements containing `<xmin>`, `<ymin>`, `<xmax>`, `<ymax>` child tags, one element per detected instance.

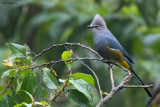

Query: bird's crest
<box><xmin>91</xmin><ymin>14</ymin><xmax>106</xmax><ymax>27</ymax></box>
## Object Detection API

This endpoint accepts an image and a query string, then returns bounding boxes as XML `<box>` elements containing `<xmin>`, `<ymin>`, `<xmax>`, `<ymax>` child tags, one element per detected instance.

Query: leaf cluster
<box><xmin>0</xmin><ymin>43</ymin><xmax>97</xmax><ymax>107</ymax></box>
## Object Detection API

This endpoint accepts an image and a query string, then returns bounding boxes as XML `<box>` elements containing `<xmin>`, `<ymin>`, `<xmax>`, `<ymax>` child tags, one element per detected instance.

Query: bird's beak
<box><xmin>86</xmin><ymin>25</ymin><xmax>93</xmax><ymax>28</ymax></box>
<box><xmin>86</xmin><ymin>25</ymin><xmax>97</xmax><ymax>29</ymax></box>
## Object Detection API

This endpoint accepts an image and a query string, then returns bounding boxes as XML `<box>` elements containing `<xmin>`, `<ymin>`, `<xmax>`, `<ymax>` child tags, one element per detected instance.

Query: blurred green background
<box><xmin>0</xmin><ymin>0</ymin><xmax>160</xmax><ymax>106</ymax></box>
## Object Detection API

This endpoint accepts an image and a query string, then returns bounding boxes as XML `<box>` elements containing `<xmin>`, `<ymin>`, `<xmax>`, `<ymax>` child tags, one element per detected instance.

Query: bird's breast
<box><xmin>94</xmin><ymin>36</ymin><xmax>111</xmax><ymax>59</ymax></box>
<box><xmin>94</xmin><ymin>35</ymin><xmax>123</xmax><ymax>62</ymax></box>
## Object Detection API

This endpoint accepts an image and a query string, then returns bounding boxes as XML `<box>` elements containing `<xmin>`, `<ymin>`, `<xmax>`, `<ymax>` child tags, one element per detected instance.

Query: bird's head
<box><xmin>87</xmin><ymin>14</ymin><xmax>106</xmax><ymax>32</ymax></box>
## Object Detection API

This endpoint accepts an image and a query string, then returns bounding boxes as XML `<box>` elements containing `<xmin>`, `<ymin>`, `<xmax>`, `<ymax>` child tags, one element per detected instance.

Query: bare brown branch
<box><xmin>33</xmin><ymin>42</ymin><xmax>102</xmax><ymax>61</ymax></box>
<box><xmin>52</xmin><ymin>73</ymin><xmax>71</xmax><ymax>101</ymax></box>
<box><xmin>123</xmin><ymin>85</ymin><xmax>153</xmax><ymax>88</ymax></box>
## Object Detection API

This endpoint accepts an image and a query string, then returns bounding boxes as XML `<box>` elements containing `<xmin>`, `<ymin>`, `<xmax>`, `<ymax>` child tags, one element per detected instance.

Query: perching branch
<box><xmin>96</xmin><ymin>74</ymin><xmax>133</xmax><ymax>107</ymax></box>
<box><xmin>96</xmin><ymin>69</ymin><xmax>153</xmax><ymax>107</ymax></box>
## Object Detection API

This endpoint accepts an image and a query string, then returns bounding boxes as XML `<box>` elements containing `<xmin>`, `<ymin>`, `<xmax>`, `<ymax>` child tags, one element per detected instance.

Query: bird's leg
<box><xmin>108</xmin><ymin>63</ymin><xmax>113</xmax><ymax>70</ymax></box>
<box><xmin>108</xmin><ymin>63</ymin><xmax>115</xmax><ymax>88</ymax></box>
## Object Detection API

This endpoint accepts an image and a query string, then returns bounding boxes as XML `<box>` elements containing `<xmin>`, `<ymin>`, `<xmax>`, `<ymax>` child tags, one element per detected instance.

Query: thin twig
<box><xmin>33</xmin><ymin>42</ymin><xmax>102</xmax><ymax>61</ymax></box>
<box><xmin>0</xmin><ymin>78</ymin><xmax>13</xmax><ymax>96</ymax></box>
<box><xmin>17</xmin><ymin>58</ymin><xmax>104</xmax><ymax>70</ymax></box>
<box><xmin>122</xmin><ymin>85</ymin><xmax>153</xmax><ymax>88</ymax></box>
<box><xmin>52</xmin><ymin>73</ymin><xmax>71</xmax><ymax>101</ymax></box>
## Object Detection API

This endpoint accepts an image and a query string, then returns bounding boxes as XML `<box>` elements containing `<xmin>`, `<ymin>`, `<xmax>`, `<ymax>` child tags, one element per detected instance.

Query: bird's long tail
<box><xmin>129</xmin><ymin>65</ymin><xmax>152</xmax><ymax>97</ymax></box>
<box><xmin>119</xmin><ymin>58</ymin><xmax>152</xmax><ymax>97</ymax></box>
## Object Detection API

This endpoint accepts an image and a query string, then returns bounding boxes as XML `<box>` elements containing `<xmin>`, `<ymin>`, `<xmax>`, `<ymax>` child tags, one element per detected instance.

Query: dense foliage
<box><xmin>1</xmin><ymin>43</ymin><xmax>99</xmax><ymax>107</ymax></box>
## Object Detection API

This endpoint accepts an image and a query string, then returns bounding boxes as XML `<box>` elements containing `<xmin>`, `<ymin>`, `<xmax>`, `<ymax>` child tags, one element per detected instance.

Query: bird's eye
<box><xmin>95</xmin><ymin>25</ymin><xmax>99</xmax><ymax>29</ymax></box>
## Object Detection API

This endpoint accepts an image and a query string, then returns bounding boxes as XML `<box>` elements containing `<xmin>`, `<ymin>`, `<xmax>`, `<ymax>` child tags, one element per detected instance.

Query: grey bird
<box><xmin>87</xmin><ymin>14</ymin><xmax>152</xmax><ymax>97</ymax></box>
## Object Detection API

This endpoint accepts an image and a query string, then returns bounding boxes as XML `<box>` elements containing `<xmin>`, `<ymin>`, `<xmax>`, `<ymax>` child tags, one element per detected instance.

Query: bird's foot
<box><xmin>108</xmin><ymin>63</ymin><xmax>113</xmax><ymax>70</ymax></box>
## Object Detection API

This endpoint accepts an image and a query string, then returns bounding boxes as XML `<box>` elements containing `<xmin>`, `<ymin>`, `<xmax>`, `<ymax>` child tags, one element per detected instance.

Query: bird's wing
<box><xmin>106</xmin><ymin>35</ymin><xmax>134</xmax><ymax>64</ymax></box>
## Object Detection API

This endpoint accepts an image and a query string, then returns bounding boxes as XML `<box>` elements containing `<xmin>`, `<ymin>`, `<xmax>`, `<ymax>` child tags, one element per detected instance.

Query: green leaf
<box><xmin>7</xmin><ymin>43</ymin><xmax>26</xmax><ymax>56</ymax></box>
<box><xmin>9</xmin><ymin>70</ymin><xmax>17</xmax><ymax>78</ymax></box>
<box><xmin>43</xmin><ymin>68</ymin><xmax>58</xmax><ymax>89</ymax></box>
<box><xmin>21</xmin><ymin>69</ymin><xmax>32</xmax><ymax>78</ymax></box>
<box><xmin>13</xmin><ymin>103</ymin><xmax>23</xmax><ymax>107</ymax></box>
<box><xmin>11</xmin><ymin>89</ymin><xmax>23</xmax><ymax>104</ymax></box>
<box><xmin>69</xmin><ymin>79</ymin><xmax>93</xmax><ymax>102</ymax></box>
<box><xmin>71</xmin><ymin>73</ymin><xmax>95</xmax><ymax>86</ymax></box>
<box><xmin>23</xmin><ymin>103</ymin><xmax>32</xmax><ymax>107</ymax></box>
<box><xmin>1</xmin><ymin>95</ymin><xmax>16</xmax><ymax>107</ymax></box>
<box><xmin>6</xmin><ymin>88</ymin><xmax>12</xmax><ymax>96</ymax></box>
<box><xmin>42</xmin><ymin>90</ymin><xmax>48</xmax><ymax>100</ymax></box>
<box><xmin>35</xmin><ymin>77</ymin><xmax>44</xmax><ymax>101</ymax></box>
<box><xmin>66</xmin><ymin>89</ymin><xmax>90</xmax><ymax>106</ymax></box>
<box><xmin>14</xmin><ymin>102</ymin><xmax>32</xmax><ymax>107</ymax></box>
<box><xmin>34</xmin><ymin>101</ymin><xmax>49</xmax><ymax>106</ymax></box>
<box><xmin>1</xmin><ymin>70</ymin><xmax>17</xmax><ymax>84</ymax></box>
<box><xmin>59</xmin><ymin>79</ymin><xmax>66</xmax><ymax>83</ymax></box>
<box><xmin>1</xmin><ymin>70</ymin><xmax>11</xmax><ymax>82</ymax></box>
<box><xmin>0</xmin><ymin>87</ymin><xmax>5</xmax><ymax>101</ymax></box>
<box><xmin>18</xmin><ymin>90</ymin><xmax>33</xmax><ymax>103</ymax></box>
<box><xmin>20</xmin><ymin>73</ymin><xmax>35</xmax><ymax>94</ymax></box>
<box><xmin>14</xmin><ymin>101</ymin><xmax>50</xmax><ymax>107</ymax></box>
<box><xmin>16</xmin><ymin>82</ymin><xmax>22</xmax><ymax>94</ymax></box>
<box><xmin>6</xmin><ymin>43</ymin><xmax>31</xmax><ymax>65</ymax></box>
<box><xmin>13</xmin><ymin>102</ymin><xmax>28</xmax><ymax>107</ymax></box>
<box><xmin>61</xmin><ymin>50</ymin><xmax>73</xmax><ymax>70</ymax></box>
